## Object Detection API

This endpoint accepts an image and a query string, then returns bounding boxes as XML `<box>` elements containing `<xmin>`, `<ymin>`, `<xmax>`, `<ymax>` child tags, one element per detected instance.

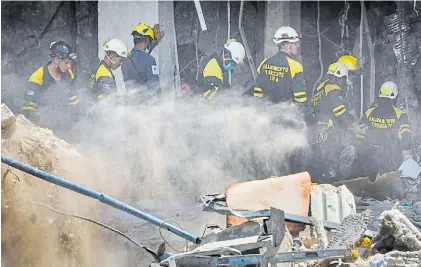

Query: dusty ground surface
<box><xmin>1</xmin><ymin>103</ymin><xmax>130</xmax><ymax>267</ymax></box>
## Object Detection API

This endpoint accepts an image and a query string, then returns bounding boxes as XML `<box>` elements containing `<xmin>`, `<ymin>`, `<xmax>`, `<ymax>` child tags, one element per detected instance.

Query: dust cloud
<box><xmin>2</xmin><ymin>82</ymin><xmax>309</xmax><ymax>266</ymax></box>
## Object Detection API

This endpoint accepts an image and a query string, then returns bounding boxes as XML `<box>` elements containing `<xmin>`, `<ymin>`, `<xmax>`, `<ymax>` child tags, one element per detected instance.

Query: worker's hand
<box><xmin>153</xmin><ymin>24</ymin><xmax>164</xmax><ymax>41</ymax></box>
<box><xmin>402</xmin><ymin>149</ymin><xmax>412</xmax><ymax>161</ymax></box>
<box><xmin>354</xmin><ymin>123</ymin><xmax>368</xmax><ymax>136</ymax></box>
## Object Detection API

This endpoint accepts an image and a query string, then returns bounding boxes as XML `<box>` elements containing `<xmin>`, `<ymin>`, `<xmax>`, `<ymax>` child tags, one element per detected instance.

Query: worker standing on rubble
<box><xmin>122</xmin><ymin>22</ymin><xmax>164</xmax><ymax>105</ymax></box>
<box><xmin>90</xmin><ymin>38</ymin><xmax>128</xmax><ymax>102</ymax></box>
<box><xmin>357</xmin><ymin>81</ymin><xmax>412</xmax><ymax>181</ymax></box>
<box><xmin>310</xmin><ymin>62</ymin><xmax>357</xmax><ymax>181</ymax></box>
<box><xmin>253</xmin><ymin>26</ymin><xmax>308</xmax><ymax>112</ymax></box>
<box><xmin>21</xmin><ymin>40</ymin><xmax>79</xmax><ymax>137</ymax></box>
<box><xmin>195</xmin><ymin>39</ymin><xmax>246</xmax><ymax>101</ymax></box>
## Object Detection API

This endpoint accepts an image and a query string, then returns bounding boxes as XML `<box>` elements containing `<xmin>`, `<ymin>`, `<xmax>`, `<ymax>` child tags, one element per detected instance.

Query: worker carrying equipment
<box><xmin>90</xmin><ymin>38</ymin><xmax>128</xmax><ymax>102</ymax></box>
<box><xmin>122</xmin><ymin>22</ymin><xmax>163</xmax><ymax>105</ymax></box>
<box><xmin>196</xmin><ymin>39</ymin><xmax>245</xmax><ymax>101</ymax></box>
<box><xmin>310</xmin><ymin>62</ymin><xmax>357</xmax><ymax>181</ymax></box>
<box><xmin>21</xmin><ymin>40</ymin><xmax>79</xmax><ymax>139</ymax></box>
<box><xmin>253</xmin><ymin>26</ymin><xmax>308</xmax><ymax>110</ymax></box>
<box><xmin>356</xmin><ymin>81</ymin><xmax>412</xmax><ymax>181</ymax></box>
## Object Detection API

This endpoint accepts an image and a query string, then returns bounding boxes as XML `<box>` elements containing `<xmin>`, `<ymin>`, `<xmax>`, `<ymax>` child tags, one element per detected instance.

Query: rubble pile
<box><xmin>1</xmin><ymin>104</ymin><xmax>121</xmax><ymax>267</ymax></box>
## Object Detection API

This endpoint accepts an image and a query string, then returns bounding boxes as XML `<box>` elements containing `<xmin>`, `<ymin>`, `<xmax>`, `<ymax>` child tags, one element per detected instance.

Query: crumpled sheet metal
<box><xmin>334</xmin><ymin>171</ymin><xmax>404</xmax><ymax>200</ymax></box>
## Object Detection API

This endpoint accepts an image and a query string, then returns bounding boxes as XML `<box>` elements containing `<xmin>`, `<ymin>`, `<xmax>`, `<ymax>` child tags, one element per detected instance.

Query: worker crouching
<box><xmin>21</xmin><ymin>40</ymin><xmax>79</xmax><ymax>139</ymax></box>
<box><xmin>357</xmin><ymin>81</ymin><xmax>412</xmax><ymax>181</ymax></box>
<box><xmin>195</xmin><ymin>39</ymin><xmax>246</xmax><ymax>101</ymax></box>
<box><xmin>310</xmin><ymin>62</ymin><xmax>357</xmax><ymax>181</ymax></box>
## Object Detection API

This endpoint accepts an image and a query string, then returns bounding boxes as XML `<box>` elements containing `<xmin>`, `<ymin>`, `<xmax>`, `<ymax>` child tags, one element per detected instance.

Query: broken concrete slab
<box><xmin>334</xmin><ymin>171</ymin><xmax>404</xmax><ymax>200</ymax></box>
<box><xmin>1</xmin><ymin>103</ymin><xmax>16</xmax><ymax>130</ymax></box>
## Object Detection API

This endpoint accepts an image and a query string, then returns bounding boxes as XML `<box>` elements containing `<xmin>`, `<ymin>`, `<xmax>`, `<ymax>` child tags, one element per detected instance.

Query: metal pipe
<box><xmin>359</xmin><ymin>0</ymin><xmax>364</xmax><ymax>119</ymax></box>
<box><xmin>193</xmin><ymin>0</ymin><xmax>207</xmax><ymax>32</ymax></box>
<box><xmin>239</xmin><ymin>0</ymin><xmax>257</xmax><ymax>80</ymax></box>
<box><xmin>1</xmin><ymin>154</ymin><xmax>200</xmax><ymax>244</ymax></box>
<box><xmin>227</xmin><ymin>0</ymin><xmax>232</xmax><ymax>86</ymax></box>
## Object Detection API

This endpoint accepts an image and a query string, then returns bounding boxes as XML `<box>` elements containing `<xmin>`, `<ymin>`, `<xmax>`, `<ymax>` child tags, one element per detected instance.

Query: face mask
<box><xmin>223</xmin><ymin>59</ymin><xmax>236</xmax><ymax>71</ymax></box>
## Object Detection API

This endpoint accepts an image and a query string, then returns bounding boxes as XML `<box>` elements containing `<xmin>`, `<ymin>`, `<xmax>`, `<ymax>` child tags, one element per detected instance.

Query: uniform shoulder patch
<box><xmin>152</xmin><ymin>65</ymin><xmax>159</xmax><ymax>75</ymax></box>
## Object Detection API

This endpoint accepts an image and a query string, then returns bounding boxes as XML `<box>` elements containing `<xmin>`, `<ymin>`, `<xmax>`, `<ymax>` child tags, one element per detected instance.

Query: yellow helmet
<box><xmin>337</xmin><ymin>55</ymin><xmax>359</xmax><ymax>71</ymax></box>
<box><xmin>131</xmin><ymin>22</ymin><xmax>155</xmax><ymax>40</ymax></box>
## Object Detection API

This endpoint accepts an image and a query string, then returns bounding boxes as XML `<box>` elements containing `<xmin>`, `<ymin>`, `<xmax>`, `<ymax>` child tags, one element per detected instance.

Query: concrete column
<box><xmin>264</xmin><ymin>1</ymin><xmax>290</xmax><ymax>57</ymax></box>
<box><xmin>98</xmin><ymin>1</ymin><xmax>179</xmax><ymax>100</ymax></box>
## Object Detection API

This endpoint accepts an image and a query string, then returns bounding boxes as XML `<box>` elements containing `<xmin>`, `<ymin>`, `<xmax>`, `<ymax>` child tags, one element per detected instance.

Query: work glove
<box><xmin>153</xmin><ymin>24</ymin><xmax>164</xmax><ymax>41</ymax></box>
<box><xmin>402</xmin><ymin>149</ymin><xmax>412</xmax><ymax>161</ymax></box>
<box><xmin>353</xmin><ymin>123</ymin><xmax>368</xmax><ymax>136</ymax></box>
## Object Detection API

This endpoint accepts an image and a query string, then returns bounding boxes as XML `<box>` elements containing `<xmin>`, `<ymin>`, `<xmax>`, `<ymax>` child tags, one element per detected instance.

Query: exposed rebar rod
<box><xmin>1</xmin><ymin>154</ymin><xmax>201</xmax><ymax>244</ymax></box>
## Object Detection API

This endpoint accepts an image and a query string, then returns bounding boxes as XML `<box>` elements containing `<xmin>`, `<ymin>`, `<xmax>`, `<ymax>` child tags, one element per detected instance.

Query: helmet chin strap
<box><xmin>53</xmin><ymin>58</ymin><xmax>64</xmax><ymax>73</ymax></box>
<box><xmin>105</xmin><ymin>53</ymin><xmax>118</xmax><ymax>68</ymax></box>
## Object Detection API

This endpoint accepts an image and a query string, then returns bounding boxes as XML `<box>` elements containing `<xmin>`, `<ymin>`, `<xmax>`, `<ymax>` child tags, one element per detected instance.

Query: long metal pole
<box><xmin>239</xmin><ymin>0</ymin><xmax>257</xmax><ymax>80</ymax></box>
<box><xmin>1</xmin><ymin>154</ymin><xmax>200</xmax><ymax>244</ymax></box>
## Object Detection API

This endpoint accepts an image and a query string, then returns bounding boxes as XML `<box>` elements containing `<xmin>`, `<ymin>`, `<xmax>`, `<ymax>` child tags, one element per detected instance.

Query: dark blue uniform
<box><xmin>121</xmin><ymin>48</ymin><xmax>161</xmax><ymax>103</ymax></box>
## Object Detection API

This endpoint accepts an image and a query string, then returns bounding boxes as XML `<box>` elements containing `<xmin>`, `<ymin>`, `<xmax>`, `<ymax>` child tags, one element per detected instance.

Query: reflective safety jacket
<box><xmin>359</xmin><ymin>99</ymin><xmax>412</xmax><ymax>150</ymax></box>
<box><xmin>197</xmin><ymin>55</ymin><xmax>228</xmax><ymax>101</ymax></box>
<box><xmin>90</xmin><ymin>60</ymin><xmax>116</xmax><ymax>101</ymax></box>
<box><xmin>121</xmin><ymin>48</ymin><xmax>161</xmax><ymax>102</ymax></box>
<box><xmin>253</xmin><ymin>51</ymin><xmax>308</xmax><ymax>108</ymax></box>
<box><xmin>22</xmin><ymin>63</ymin><xmax>79</xmax><ymax>128</ymax></box>
<box><xmin>311</xmin><ymin>79</ymin><xmax>354</xmax><ymax>129</ymax></box>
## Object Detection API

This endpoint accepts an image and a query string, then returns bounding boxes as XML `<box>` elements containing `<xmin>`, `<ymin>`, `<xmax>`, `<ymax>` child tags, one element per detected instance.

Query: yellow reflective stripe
<box><xmin>254</xmin><ymin>87</ymin><xmax>262</xmax><ymax>92</ymax></box>
<box><xmin>97</xmin><ymin>94</ymin><xmax>105</xmax><ymax>101</ymax></box>
<box><xmin>400</xmin><ymin>124</ymin><xmax>410</xmax><ymax>130</ymax></box>
<box><xmin>290</xmin><ymin>103</ymin><xmax>296</xmax><ymax>109</ymax></box>
<box><xmin>293</xmin><ymin>91</ymin><xmax>306</xmax><ymax>97</ymax></box>
<box><xmin>22</xmin><ymin>106</ymin><xmax>36</xmax><ymax>111</ymax></box>
<box><xmin>207</xmin><ymin>87</ymin><xmax>219</xmax><ymax>100</ymax></box>
<box><xmin>70</xmin><ymin>99</ymin><xmax>80</xmax><ymax>105</ymax></box>
<box><xmin>356</xmin><ymin>134</ymin><xmax>365</xmax><ymax>139</ymax></box>
<box><xmin>400</xmin><ymin>128</ymin><xmax>411</xmax><ymax>134</ymax></box>
<box><xmin>333</xmin><ymin>105</ymin><xmax>346</xmax><ymax>112</ymax></box>
<box><xmin>328</xmin><ymin>119</ymin><xmax>334</xmax><ymax>128</ymax></box>
<box><xmin>335</xmin><ymin>108</ymin><xmax>347</xmax><ymax>116</ymax></box>
<box><xmin>29</xmin><ymin>101</ymin><xmax>37</xmax><ymax>107</ymax></box>
<box><xmin>203</xmin><ymin>89</ymin><xmax>212</xmax><ymax>98</ymax></box>
<box><xmin>294</xmin><ymin>97</ymin><xmax>307</xmax><ymax>103</ymax></box>
<box><xmin>69</xmin><ymin>95</ymin><xmax>79</xmax><ymax>105</ymax></box>
<box><xmin>254</xmin><ymin>93</ymin><xmax>263</xmax><ymax>98</ymax></box>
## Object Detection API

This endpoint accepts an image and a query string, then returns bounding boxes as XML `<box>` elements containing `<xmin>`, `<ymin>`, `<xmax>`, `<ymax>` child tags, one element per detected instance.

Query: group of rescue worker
<box><xmin>21</xmin><ymin>22</ymin><xmax>413</xmax><ymax>181</ymax></box>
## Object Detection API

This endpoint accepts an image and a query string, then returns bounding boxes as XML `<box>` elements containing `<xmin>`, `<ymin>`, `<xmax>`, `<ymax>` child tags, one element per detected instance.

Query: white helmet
<box><xmin>103</xmin><ymin>39</ymin><xmax>128</xmax><ymax>58</ymax></box>
<box><xmin>273</xmin><ymin>26</ymin><xmax>301</xmax><ymax>45</ymax></box>
<box><xmin>379</xmin><ymin>81</ymin><xmax>398</xmax><ymax>99</ymax></box>
<box><xmin>224</xmin><ymin>39</ymin><xmax>245</xmax><ymax>64</ymax></box>
<box><xmin>327</xmin><ymin>62</ymin><xmax>349</xmax><ymax>78</ymax></box>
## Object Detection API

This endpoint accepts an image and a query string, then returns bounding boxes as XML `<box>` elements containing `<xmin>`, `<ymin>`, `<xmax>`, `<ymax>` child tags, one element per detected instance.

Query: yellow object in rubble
<box><xmin>359</xmin><ymin>237</ymin><xmax>372</xmax><ymax>248</ymax></box>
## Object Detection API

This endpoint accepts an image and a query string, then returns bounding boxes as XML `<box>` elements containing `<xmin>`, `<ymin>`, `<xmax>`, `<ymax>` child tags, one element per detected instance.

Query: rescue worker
<box><xmin>252</xmin><ymin>26</ymin><xmax>308</xmax><ymax>176</ymax></box>
<box><xmin>122</xmin><ymin>22</ymin><xmax>163</xmax><ymax>105</ymax></box>
<box><xmin>21</xmin><ymin>40</ymin><xmax>79</xmax><ymax>136</ymax></box>
<box><xmin>337</xmin><ymin>54</ymin><xmax>361</xmax><ymax>119</ymax></box>
<box><xmin>310</xmin><ymin>62</ymin><xmax>356</xmax><ymax>181</ymax></box>
<box><xmin>357</xmin><ymin>81</ymin><xmax>412</xmax><ymax>181</ymax></box>
<box><xmin>196</xmin><ymin>39</ymin><xmax>245</xmax><ymax>100</ymax></box>
<box><xmin>253</xmin><ymin>26</ymin><xmax>308</xmax><ymax>112</ymax></box>
<box><xmin>90</xmin><ymin>38</ymin><xmax>128</xmax><ymax>102</ymax></box>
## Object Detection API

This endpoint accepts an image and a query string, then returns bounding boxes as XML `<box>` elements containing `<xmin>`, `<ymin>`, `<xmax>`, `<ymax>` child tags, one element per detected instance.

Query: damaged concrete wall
<box><xmin>174</xmin><ymin>1</ymin><xmax>260</xmax><ymax>91</ymax></box>
<box><xmin>1</xmin><ymin>1</ymin><xmax>98</xmax><ymax>114</ymax></box>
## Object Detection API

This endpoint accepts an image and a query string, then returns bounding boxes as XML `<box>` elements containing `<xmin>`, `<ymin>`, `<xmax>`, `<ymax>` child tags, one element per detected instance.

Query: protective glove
<box><xmin>153</xmin><ymin>24</ymin><xmax>164</xmax><ymax>41</ymax></box>
<box><xmin>354</xmin><ymin>123</ymin><xmax>368</xmax><ymax>136</ymax></box>
<box><xmin>402</xmin><ymin>149</ymin><xmax>412</xmax><ymax>161</ymax></box>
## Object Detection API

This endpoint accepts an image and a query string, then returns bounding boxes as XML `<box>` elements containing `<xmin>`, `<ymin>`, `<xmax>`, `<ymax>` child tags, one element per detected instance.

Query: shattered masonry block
<box><xmin>1</xmin><ymin>103</ymin><xmax>16</xmax><ymax>129</ymax></box>
<box><xmin>328</xmin><ymin>209</ymin><xmax>371</xmax><ymax>249</ymax></box>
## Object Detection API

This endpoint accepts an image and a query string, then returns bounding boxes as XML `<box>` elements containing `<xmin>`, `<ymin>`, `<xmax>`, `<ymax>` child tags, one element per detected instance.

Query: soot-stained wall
<box><xmin>1</xmin><ymin>1</ymin><xmax>98</xmax><ymax>114</ymax></box>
